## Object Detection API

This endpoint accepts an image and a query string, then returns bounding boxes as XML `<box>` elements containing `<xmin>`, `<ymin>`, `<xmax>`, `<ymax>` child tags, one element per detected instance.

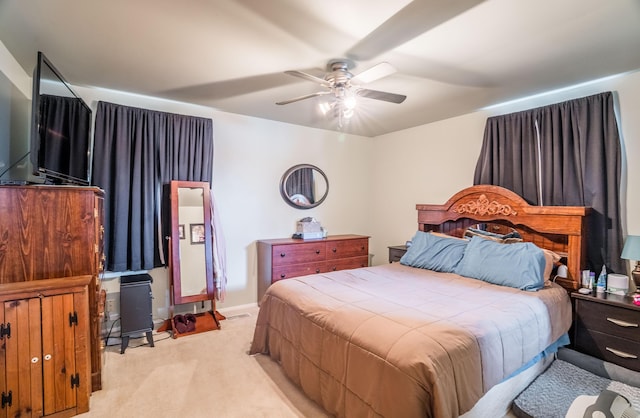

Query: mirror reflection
<box><xmin>170</xmin><ymin>180</ymin><xmax>214</xmax><ymax>305</ymax></box>
<box><xmin>177</xmin><ymin>187</ymin><xmax>207</xmax><ymax>297</ymax></box>
<box><xmin>280</xmin><ymin>164</ymin><xmax>329</xmax><ymax>209</ymax></box>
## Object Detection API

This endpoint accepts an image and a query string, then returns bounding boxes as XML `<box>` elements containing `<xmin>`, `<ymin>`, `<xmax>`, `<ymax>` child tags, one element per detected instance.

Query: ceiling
<box><xmin>1</xmin><ymin>0</ymin><xmax>639</xmax><ymax>137</ymax></box>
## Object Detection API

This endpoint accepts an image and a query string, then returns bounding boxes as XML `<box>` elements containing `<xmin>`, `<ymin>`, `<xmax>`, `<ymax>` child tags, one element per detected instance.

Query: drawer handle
<box><xmin>315</xmin><ymin>268</ymin><xmax>320</xmax><ymax>273</ymax></box>
<box><xmin>606</xmin><ymin>347</ymin><xmax>637</xmax><ymax>359</ymax></box>
<box><xmin>332</xmin><ymin>248</ymin><xmax>337</xmax><ymax>253</ymax></box>
<box><xmin>332</xmin><ymin>267</ymin><xmax>337</xmax><ymax>271</ymax></box>
<box><xmin>280</xmin><ymin>253</ymin><xmax>286</xmax><ymax>258</ymax></box>
<box><xmin>361</xmin><ymin>246</ymin><xmax>365</xmax><ymax>250</ymax></box>
<box><xmin>607</xmin><ymin>317</ymin><xmax>639</xmax><ymax>328</ymax></box>
<box><xmin>280</xmin><ymin>274</ymin><xmax>286</xmax><ymax>279</ymax></box>
<box><xmin>315</xmin><ymin>250</ymin><xmax>320</xmax><ymax>254</ymax></box>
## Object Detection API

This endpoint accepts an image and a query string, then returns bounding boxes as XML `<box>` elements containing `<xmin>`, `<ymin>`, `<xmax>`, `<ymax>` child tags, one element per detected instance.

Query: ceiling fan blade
<box><xmin>347</xmin><ymin>0</ymin><xmax>485</xmax><ymax>61</ymax></box>
<box><xmin>284</xmin><ymin>70</ymin><xmax>330</xmax><ymax>87</ymax></box>
<box><xmin>356</xmin><ymin>88</ymin><xmax>406</xmax><ymax>104</ymax></box>
<box><xmin>276</xmin><ymin>91</ymin><xmax>331</xmax><ymax>105</ymax></box>
<box><xmin>351</xmin><ymin>62</ymin><xmax>397</xmax><ymax>84</ymax></box>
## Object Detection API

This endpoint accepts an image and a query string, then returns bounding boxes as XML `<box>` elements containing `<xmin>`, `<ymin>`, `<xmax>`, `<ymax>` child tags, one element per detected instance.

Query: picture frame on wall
<box><xmin>190</xmin><ymin>223</ymin><xmax>205</xmax><ymax>244</ymax></box>
<box><xmin>178</xmin><ymin>224</ymin><xmax>185</xmax><ymax>240</ymax></box>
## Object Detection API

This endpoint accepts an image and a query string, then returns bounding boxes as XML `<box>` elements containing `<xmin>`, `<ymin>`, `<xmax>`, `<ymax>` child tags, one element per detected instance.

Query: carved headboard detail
<box><xmin>416</xmin><ymin>185</ymin><xmax>591</xmax><ymax>292</ymax></box>
<box><xmin>453</xmin><ymin>194</ymin><xmax>518</xmax><ymax>217</ymax></box>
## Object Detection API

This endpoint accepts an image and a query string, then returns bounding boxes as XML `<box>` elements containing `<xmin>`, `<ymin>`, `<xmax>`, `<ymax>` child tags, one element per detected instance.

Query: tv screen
<box><xmin>0</xmin><ymin>69</ymin><xmax>40</xmax><ymax>184</ymax></box>
<box><xmin>31</xmin><ymin>51</ymin><xmax>92</xmax><ymax>185</ymax></box>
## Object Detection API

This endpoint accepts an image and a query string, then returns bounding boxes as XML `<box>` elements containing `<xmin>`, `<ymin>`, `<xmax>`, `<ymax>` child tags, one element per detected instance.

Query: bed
<box><xmin>250</xmin><ymin>185</ymin><xmax>590</xmax><ymax>417</ymax></box>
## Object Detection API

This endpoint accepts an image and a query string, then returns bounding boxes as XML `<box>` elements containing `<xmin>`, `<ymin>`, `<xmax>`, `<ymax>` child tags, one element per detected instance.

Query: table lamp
<box><xmin>621</xmin><ymin>235</ymin><xmax>640</xmax><ymax>292</ymax></box>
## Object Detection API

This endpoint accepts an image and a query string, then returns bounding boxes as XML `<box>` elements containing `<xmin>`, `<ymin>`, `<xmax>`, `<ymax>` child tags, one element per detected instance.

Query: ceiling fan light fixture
<box><xmin>343</xmin><ymin>95</ymin><xmax>357</xmax><ymax>110</ymax></box>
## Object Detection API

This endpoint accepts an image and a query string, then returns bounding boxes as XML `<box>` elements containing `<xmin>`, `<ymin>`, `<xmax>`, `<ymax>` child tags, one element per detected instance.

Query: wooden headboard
<box><xmin>416</xmin><ymin>185</ymin><xmax>591</xmax><ymax>292</ymax></box>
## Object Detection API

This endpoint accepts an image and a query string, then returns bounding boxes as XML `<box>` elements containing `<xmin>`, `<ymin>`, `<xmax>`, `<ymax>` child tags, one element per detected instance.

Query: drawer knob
<box><xmin>316</xmin><ymin>250</ymin><xmax>320</xmax><ymax>254</ymax></box>
<box><xmin>606</xmin><ymin>347</ymin><xmax>637</xmax><ymax>359</ymax></box>
<box><xmin>280</xmin><ymin>274</ymin><xmax>286</xmax><ymax>279</ymax></box>
<box><xmin>280</xmin><ymin>253</ymin><xmax>286</xmax><ymax>258</ymax></box>
<box><xmin>607</xmin><ymin>317</ymin><xmax>639</xmax><ymax>328</ymax></box>
<box><xmin>315</xmin><ymin>268</ymin><xmax>320</xmax><ymax>273</ymax></box>
<box><xmin>361</xmin><ymin>246</ymin><xmax>365</xmax><ymax>250</ymax></box>
<box><xmin>332</xmin><ymin>248</ymin><xmax>337</xmax><ymax>253</ymax></box>
<box><xmin>332</xmin><ymin>266</ymin><xmax>337</xmax><ymax>271</ymax></box>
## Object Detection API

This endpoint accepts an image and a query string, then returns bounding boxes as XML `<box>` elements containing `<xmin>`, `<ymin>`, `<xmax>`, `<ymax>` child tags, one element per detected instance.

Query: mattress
<box><xmin>250</xmin><ymin>263</ymin><xmax>572</xmax><ymax>418</ymax></box>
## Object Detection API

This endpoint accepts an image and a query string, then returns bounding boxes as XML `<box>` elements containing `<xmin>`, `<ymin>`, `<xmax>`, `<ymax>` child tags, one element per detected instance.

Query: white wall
<box><xmin>370</xmin><ymin>70</ymin><xmax>640</xmax><ymax>279</ymax></box>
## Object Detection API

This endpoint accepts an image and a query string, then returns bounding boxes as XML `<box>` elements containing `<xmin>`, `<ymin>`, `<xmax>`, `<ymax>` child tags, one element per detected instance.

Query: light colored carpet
<box><xmin>78</xmin><ymin>306</ymin><xmax>329</xmax><ymax>418</ymax></box>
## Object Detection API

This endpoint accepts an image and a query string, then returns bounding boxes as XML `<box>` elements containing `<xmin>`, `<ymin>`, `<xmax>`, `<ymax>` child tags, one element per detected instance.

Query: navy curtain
<box><xmin>285</xmin><ymin>167</ymin><xmax>315</xmax><ymax>204</ymax></box>
<box><xmin>92</xmin><ymin>101</ymin><xmax>213</xmax><ymax>272</ymax></box>
<box><xmin>474</xmin><ymin>92</ymin><xmax>623</xmax><ymax>274</ymax></box>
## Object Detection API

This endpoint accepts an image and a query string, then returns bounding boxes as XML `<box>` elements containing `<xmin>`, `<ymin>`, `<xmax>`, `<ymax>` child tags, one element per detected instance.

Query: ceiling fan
<box><xmin>275</xmin><ymin>59</ymin><xmax>406</xmax><ymax>107</ymax></box>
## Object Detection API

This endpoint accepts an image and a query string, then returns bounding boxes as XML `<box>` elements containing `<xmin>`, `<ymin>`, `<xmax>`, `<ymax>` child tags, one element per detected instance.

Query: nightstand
<box><xmin>388</xmin><ymin>245</ymin><xmax>408</xmax><ymax>263</ymax></box>
<box><xmin>572</xmin><ymin>292</ymin><xmax>640</xmax><ymax>371</ymax></box>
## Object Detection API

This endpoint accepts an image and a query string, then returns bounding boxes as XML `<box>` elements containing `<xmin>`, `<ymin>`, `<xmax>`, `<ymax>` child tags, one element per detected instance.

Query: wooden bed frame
<box><xmin>416</xmin><ymin>185</ymin><xmax>591</xmax><ymax>292</ymax></box>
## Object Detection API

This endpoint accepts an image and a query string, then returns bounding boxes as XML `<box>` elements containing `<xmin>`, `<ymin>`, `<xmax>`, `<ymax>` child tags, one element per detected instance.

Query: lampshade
<box><xmin>621</xmin><ymin>235</ymin><xmax>640</xmax><ymax>260</ymax></box>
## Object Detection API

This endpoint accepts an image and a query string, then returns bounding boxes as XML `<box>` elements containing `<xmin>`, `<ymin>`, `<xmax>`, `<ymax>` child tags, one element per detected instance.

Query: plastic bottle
<box><xmin>596</xmin><ymin>265</ymin><xmax>607</xmax><ymax>293</ymax></box>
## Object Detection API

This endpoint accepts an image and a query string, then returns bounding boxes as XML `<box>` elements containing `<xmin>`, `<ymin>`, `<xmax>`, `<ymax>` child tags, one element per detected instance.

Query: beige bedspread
<box><xmin>250</xmin><ymin>263</ymin><xmax>572</xmax><ymax>418</ymax></box>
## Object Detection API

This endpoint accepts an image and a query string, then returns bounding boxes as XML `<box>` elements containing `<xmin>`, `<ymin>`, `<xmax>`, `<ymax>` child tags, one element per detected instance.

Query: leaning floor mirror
<box><xmin>165</xmin><ymin>180</ymin><xmax>222</xmax><ymax>337</ymax></box>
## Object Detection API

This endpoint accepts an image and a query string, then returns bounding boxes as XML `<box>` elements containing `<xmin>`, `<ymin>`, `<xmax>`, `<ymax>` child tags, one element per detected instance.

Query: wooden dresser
<box><xmin>573</xmin><ymin>292</ymin><xmax>640</xmax><ymax>371</ymax></box>
<box><xmin>257</xmin><ymin>235</ymin><xmax>369</xmax><ymax>302</ymax></box>
<box><xmin>0</xmin><ymin>185</ymin><xmax>104</xmax><ymax>395</ymax></box>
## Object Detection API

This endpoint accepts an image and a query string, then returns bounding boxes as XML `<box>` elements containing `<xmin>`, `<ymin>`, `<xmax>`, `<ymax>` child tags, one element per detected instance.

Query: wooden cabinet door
<box><xmin>41</xmin><ymin>294</ymin><xmax>78</xmax><ymax>416</ymax></box>
<box><xmin>2</xmin><ymin>298</ymin><xmax>44</xmax><ymax>418</ymax></box>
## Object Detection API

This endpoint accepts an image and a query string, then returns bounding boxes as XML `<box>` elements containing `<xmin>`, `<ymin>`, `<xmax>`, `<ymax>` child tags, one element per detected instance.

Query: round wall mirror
<box><xmin>280</xmin><ymin>164</ymin><xmax>329</xmax><ymax>209</ymax></box>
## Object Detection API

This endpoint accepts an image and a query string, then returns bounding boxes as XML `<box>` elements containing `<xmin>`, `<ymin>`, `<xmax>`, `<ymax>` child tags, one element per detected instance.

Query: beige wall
<box><xmin>2</xmin><ymin>41</ymin><xmax>639</xmax><ymax>320</ymax></box>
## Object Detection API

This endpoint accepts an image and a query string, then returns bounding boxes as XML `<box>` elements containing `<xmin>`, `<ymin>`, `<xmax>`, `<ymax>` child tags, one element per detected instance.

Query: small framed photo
<box><xmin>178</xmin><ymin>224</ymin><xmax>185</xmax><ymax>240</ymax></box>
<box><xmin>190</xmin><ymin>223</ymin><xmax>205</xmax><ymax>244</ymax></box>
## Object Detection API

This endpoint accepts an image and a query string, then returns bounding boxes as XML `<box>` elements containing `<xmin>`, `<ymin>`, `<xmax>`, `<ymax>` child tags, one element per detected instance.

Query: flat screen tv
<box><xmin>30</xmin><ymin>51</ymin><xmax>92</xmax><ymax>185</ymax></box>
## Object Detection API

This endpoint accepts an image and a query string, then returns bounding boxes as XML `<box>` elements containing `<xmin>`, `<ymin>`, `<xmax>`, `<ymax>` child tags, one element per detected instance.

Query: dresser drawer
<box><xmin>575</xmin><ymin>299</ymin><xmax>640</xmax><ymax>342</ymax></box>
<box><xmin>388</xmin><ymin>245</ymin><xmax>408</xmax><ymax>263</ymax></box>
<box><xmin>272</xmin><ymin>243</ymin><xmax>326</xmax><ymax>266</ymax></box>
<box><xmin>326</xmin><ymin>256</ymin><xmax>369</xmax><ymax>272</ymax></box>
<box><xmin>575</xmin><ymin>326</ymin><xmax>640</xmax><ymax>372</ymax></box>
<box><xmin>325</xmin><ymin>238</ymin><xmax>368</xmax><ymax>260</ymax></box>
<box><xmin>273</xmin><ymin>262</ymin><xmax>327</xmax><ymax>282</ymax></box>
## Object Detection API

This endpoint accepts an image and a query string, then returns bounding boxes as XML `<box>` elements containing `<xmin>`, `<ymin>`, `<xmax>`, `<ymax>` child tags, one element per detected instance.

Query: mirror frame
<box><xmin>170</xmin><ymin>180</ymin><xmax>215</xmax><ymax>305</ymax></box>
<box><xmin>279</xmin><ymin>164</ymin><xmax>329</xmax><ymax>209</ymax></box>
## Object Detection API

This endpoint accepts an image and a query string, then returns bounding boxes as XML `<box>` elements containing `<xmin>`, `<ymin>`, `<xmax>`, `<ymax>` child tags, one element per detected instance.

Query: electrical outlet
<box><xmin>105</xmin><ymin>298</ymin><xmax>116</xmax><ymax>313</ymax></box>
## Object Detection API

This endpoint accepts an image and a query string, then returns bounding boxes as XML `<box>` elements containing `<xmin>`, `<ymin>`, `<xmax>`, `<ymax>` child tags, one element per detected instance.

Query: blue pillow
<box><xmin>454</xmin><ymin>236</ymin><xmax>546</xmax><ymax>291</ymax></box>
<box><xmin>400</xmin><ymin>231</ymin><xmax>468</xmax><ymax>273</ymax></box>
